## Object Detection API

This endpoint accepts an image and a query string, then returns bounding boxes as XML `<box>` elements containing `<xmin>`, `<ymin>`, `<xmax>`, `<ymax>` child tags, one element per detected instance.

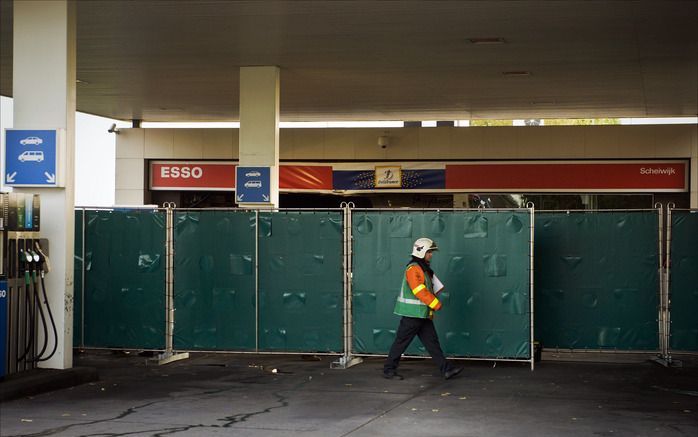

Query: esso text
<box><xmin>160</xmin><ymin>166</ymin><xmax>203</xmax><ymax>179</ymax></box>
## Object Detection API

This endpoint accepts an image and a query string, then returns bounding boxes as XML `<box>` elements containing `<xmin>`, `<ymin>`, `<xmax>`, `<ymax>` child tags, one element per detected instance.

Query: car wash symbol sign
<box><xmin>4</xmin><ymin>129</ymin><xmax>60</xmax><ymax>187</ymax></box>
<box><xmin>235</xmin><ymin>166</ymin><xmax>271</xmax><ymax>203</ymax></box>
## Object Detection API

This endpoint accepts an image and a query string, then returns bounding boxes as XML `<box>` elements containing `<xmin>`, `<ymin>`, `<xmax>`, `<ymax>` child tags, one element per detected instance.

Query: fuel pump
<box><xmin>0</xmin><ymin>192</ymin><xmax>55</xmax><ymax>377</ymax></box>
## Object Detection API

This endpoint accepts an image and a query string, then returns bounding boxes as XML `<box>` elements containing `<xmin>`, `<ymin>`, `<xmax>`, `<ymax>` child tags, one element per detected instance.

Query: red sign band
<box><xmin>446</xmin><ymin>162</ymin><xmax>687</xmax><ymax>192</ymax></box>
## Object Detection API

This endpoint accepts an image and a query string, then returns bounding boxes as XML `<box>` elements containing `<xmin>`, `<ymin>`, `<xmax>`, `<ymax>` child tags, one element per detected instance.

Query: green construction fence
<box><xmin>73</xmin><ymin>207</ymin><xmax>677</xmax><ymax>359</ymax></box>
<box><xmin>78</xmin><ymin>209</ymin><xmax>167</xmax><ymax>349</ymax></box>
<box><xmin>172</xmin><ymin>210</ymin><xmax>344</xmax><ymax>353</ymax></box>
<box><xmin>172</xmin><ymin>210</ymin><xmax>257</xmax><ymax>350</ymax></box>
<box><xmin>351</xmin><ymin>210</ymin><xmax>532</xmax><ymax>359</ymax></box>
<box><xmin>257</xmin><ymin>211</ymin><xmax>344</xmax><ymax>352</ymax></box>
<box><xmin>534</xmin><ymin>211</ymin><xmax>660</xmax><ymax>351</ymax></box>
<box><xmin>668</xmin><ymin>210</ymin><xmax>698</xmax><ymax>352</ymax></box>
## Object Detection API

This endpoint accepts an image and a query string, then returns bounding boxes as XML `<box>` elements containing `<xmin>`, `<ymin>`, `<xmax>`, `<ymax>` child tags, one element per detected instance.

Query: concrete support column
<box><xmin>239</xmin><ymin>66</ymin><xmax>280</xmax><ymax>207</ymax></box>
<box><xmin>13</xmin><ymin>0</ymin><xmax>76</xmax><ymax>369</ymax></box>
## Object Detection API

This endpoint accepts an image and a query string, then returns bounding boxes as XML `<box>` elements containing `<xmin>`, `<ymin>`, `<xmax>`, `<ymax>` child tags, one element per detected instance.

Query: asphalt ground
<box><xmin>1</xmin><ymin>351</ymin><xmax>697</xmax><ymax>437</ymax></box>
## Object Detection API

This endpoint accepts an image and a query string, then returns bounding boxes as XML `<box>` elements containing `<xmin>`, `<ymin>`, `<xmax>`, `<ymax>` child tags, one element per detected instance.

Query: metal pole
<box><xmin>347</xmin><ymin>203</ymin><xmax>355</xmax><ymax>361</ymax></box>
<box><xmin>527</xmin><ymin>202</ymin><xmax>535</xmax><ymax>371</ymax></box>
<box><xmin>665</xmin><ymin>203</ymin><xmax>675</xmax><ymax>364</ymax></box>
<box><xmin>80</xmin><ymin>208</ymin><xmax>85</xmax><ymax>349</ymax></box>
<box><xmin>334</xmin><ymin>202</ymin><xmax>350</xmax><ymax>368</ymax></box>
<box><xmin>654</xmin><ymin>203</ymin><xmax>665</xmax><ymax>360</ymax></box>
<box><xmin>166</xmin><ymin>206</ymin><xmax>173</xmax><ymax>354</ymax></box>
<box><xmin>332</xmin><ymin>202</ymin><xmax>361</xmax><ymax>369</ymax></box>
<box><xmin>343</xmin><ymin>205</ymin><xmax>349</xmax><ymax>359</ymax></box>
<box><xmin>255</xmin><ymin>210</ymin><xmax>259</xmax><ymax>353</ymax></box>
<box><xmin>149</xmin><ymin>203</ymin><xmax>189</xmax><ymax>365</ymax></box>
<box><xmin>341</xmin><ymin>205</ymin><xmax>348</xmax><ymax>358</ymax></box>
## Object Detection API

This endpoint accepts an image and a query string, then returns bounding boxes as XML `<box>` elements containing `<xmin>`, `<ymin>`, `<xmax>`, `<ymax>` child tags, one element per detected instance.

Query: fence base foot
<box><xmin>331</xmin><ymin>355</ymin><xmax>363</xmax><ymax>369</ymax></box>
<box><xmin>149</xmin><ymin>351</ymin><xmax>190</xmax><ymax>366</ymax></box>
<box><xmin>651</xmin><ymin>356</ymin><xmax>682</xmax><ymax>368</ymax></box>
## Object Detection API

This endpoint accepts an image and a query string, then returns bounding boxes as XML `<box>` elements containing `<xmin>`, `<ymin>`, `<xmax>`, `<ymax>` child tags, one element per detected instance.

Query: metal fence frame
<box><xmin>74</xmin><ymin>204</ymin><xmax>693</xmax><ymax>369</ymax></box>
<box><xmin>535</xmin><ymin>207</ymin><xmax>665</xmax><ymax>360</ymax></box>
<box><xmin>74</xmin><ymin>205</ymin><xmax>166</xmax><ymax>352</ymax></box>
<box><xmin>665</xmin><ymin>206</ymin><xmax>698</xmax><ymax>361</ymax></box>
<box><xmin>75</xmin><ymin>205</ymin><xmax>538</xmax><ymax>368</ymax></box>
<box><xmin>169</xmin><ymin>207</ymin><xmax>346</xmax><ymax>358</ymax></box>
<box><xmin>346</xmin><ymin>206</ymin><xmax>536</xmax><ymax>370</ymax></box>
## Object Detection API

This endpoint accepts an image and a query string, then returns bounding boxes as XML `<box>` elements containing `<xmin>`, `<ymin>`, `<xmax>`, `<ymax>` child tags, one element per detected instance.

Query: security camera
<box><xmin>378</xmin><ymin>135</ymin><xmax>389</xmax><ymax>149</ymax></box>
<box><xmin>107</xmin><ymin>123</ymin><xmax>120</xmax><ymax>134</ymax></box>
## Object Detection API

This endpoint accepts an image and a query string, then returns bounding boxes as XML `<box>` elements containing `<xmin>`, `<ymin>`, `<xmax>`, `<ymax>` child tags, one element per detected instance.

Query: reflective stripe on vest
<box><xmin>397</xmin><ymin>295</ymin><xmax>425</xmax><ymax>306</ymax></box>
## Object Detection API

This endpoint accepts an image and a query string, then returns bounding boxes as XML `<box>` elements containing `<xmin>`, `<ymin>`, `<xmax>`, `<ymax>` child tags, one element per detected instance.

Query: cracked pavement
<box><xmin>1</xmin><ymin>351</ymin><xmax>697</xmax><ymax>436</ymax></box>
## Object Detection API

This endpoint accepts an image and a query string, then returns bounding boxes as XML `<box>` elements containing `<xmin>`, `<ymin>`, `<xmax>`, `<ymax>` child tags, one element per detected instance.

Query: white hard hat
<box><xmin>412</xmin><ymin>237</ymin><xmax>438</xmax><ymax>259</ymax></box>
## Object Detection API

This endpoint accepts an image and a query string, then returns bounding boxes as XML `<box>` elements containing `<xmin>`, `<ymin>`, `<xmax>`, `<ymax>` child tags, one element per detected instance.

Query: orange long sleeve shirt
<box><xmin>405</xmin><ymin>264</ymin><xmax>442</xmax><ymax>311</ymax></box>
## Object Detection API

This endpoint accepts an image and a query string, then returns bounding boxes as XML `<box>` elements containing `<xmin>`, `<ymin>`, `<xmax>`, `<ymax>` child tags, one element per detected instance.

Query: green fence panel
<box><xmin>535</xmin><ymin>211</ymin><xmax>659</xmax><ymax>350</ymax></box>
<box><xmin>173</xmin><ymin>211</ymin><xmax>256</xmax><ymax>350</ymax></box>
<box><xmin>83</xmin><ymin>210</ymin><xmax>166</xmax><ymax>349</ymax></box>
<box><xmin>258</xmin><ymin>211</ymin><xmax>344</xmax><ymax>352</ymax></box>
<box><xmin>73</xmin><ymin>209</ymin><xmax>84</xmax><ymax>347</ymax></box>
<box><xmin>352</xmin><ymin>210</ymin><xmax>531</xmax><ymax>359</ymax></box>
<box><xmin>669</xmin><ymin>210</ymin><xmax>698</xmax><ymax>352</ymax></box>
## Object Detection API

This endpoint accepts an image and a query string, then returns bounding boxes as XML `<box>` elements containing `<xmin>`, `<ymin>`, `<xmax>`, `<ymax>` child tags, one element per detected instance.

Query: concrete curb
<box><xmin>0</xmin><ymin>367</ymin><xmax>99</xmax><ymax>402</ymax></box>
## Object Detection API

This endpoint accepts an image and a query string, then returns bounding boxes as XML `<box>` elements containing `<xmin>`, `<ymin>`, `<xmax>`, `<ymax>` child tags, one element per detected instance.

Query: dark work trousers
<box><xmin>384</xmin><ymin>316</ymin><xmax>451</xmax><ymax>375</ymax></box>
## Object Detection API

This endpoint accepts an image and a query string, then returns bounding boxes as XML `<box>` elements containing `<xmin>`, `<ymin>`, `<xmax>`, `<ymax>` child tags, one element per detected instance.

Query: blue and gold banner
<box><xmin>333</xmin><ymin>168</ymin><xmax>445</xmax><ymax>190</ymax></box>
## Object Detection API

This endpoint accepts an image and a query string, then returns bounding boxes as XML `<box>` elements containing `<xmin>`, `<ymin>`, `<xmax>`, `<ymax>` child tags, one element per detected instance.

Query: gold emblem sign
<box><xmin>375</xmin><ymin>166</ymin><xmax>402</xmax><ymax>188</ymax></box>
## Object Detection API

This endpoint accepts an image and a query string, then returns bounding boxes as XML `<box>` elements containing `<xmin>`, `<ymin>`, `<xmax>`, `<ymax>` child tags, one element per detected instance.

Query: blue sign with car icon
<box><xmin>236</xmin><ymin>166</ymin><xmax>271</xmax><ymax>203</ymax></box>
<box><xmin>4</xmin><ymin>129</ymin><xmax>59</xmax><ymax>187</ymax></box>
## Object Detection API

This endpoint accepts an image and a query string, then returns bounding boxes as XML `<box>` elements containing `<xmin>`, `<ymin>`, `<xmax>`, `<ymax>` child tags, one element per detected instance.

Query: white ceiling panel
<box><xmin>1</xmin><ymin>0</ymin><xmax>696</xmax><ymax>121</ymax></box>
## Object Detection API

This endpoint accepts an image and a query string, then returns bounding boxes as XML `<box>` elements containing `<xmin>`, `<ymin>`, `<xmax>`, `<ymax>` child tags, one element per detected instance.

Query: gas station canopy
<box><xmin>1</xmin><ymin>0</ymin><xmax>697</xmax><ymax>122</ymax></box>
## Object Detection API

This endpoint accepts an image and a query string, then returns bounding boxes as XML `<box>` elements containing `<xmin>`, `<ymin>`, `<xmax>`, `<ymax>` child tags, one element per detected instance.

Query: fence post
<box><xmin>332</xmin><ymin>202</ymin><xmax>362</xmax><ymax>369</ymax></box>
<box><xmin>651</xmin><ymin>202</ymin><xmax>680</xmax><ymax>368</ymax></box>
<box><xmin>255</xmin><ymin>209</ymin><xmax>259</xmax><ymax>352</ymax></box>
<box><xmin>80</xmin><ymin>208</ymin><xmax>85</xmax><ymax>349</ymax></box>
<box><xmin>664</xmin><ymin>203</ymin><xmax>675</xmax><ymax>365</ymax></box>
<box><xmin>151</xmin><ymin>203</ymin><xmax>188</xmax><ymax>365</ymax></box>
<box><xmin>655</xmin><ymin>203</ymin><xmax>667</xmax><ymax>363</ymax></box>
<box><xmin>527</xmin><ymin>203</ymin><xmax>536</xmax><ymax>371</ymax></box>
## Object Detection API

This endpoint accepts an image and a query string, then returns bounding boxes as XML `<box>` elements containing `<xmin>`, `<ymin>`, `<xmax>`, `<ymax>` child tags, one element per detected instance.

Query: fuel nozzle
<box><xmin>19</xmin><ymin>248</ymin><xmax>32</xmax><ymax>266</ymax></box>
<box><xmin>30</xmin><ymin>249</ymin><xmax>41</xmax><ymax>279</ymax></box>
<box><xmin>19</xmin><ymin>248</ymin><xmax>32</xmax><ymax>284</ymax></box>
<box><xmin>35</xmin><ymin>241</ymin><xmax>50</xmax><ymax>276</ymax></box>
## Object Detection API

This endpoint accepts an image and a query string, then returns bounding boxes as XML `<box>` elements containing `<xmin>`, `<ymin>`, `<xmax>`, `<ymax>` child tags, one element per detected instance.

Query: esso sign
<box><xmin>160</xmin><ymin>166</ymin><xmax>203</xmax><ymax>179</ymax></box>
<box><xmin>150</xmin><ymin>161</ymin><xmax>236</xmax><ymax>190</ymax></box>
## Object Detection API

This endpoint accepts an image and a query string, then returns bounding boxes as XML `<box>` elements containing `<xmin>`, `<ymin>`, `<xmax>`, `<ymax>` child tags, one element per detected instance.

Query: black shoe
<box><xmin>383</xmin><ymin>370</ymin><xmax>404</xmax><ymax>380</ymax></box>
<box><xmin>444</xmin><ymin>366</ymin><xmax>463</xmax><ymax>380</ymax></box>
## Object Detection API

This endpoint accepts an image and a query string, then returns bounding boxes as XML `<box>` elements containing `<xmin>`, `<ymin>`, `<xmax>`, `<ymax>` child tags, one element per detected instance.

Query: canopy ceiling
<box><xmin>1</xmin><ymin>0</ymin><xmax>696</xmax><ymax>122</ymax></box>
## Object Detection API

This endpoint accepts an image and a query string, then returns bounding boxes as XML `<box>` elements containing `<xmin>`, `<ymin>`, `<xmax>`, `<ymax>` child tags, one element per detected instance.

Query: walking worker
<box><xmin>383</xmin><ymin>237</ymin><xmax>463</xmax><ymax>380</ymax></box>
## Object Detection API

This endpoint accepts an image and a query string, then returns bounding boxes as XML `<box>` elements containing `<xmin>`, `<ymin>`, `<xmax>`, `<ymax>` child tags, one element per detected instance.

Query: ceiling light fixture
<box><xmin>502</xmin><ymin>71</ymin><xmax>531</xmax><ymax>77</ymax></box>
<box><xmin>468</xmin><ymin>37</ymin><xmax>506</xmax><ymax>44</ymax></box>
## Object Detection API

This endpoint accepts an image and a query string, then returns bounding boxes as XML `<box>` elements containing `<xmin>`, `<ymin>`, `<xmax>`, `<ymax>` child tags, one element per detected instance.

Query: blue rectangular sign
<box><xmin>236</xmin><ymin>166</ymin><xmax>271</xmax><ymax>203</ymax></box>
<box><xmin>4</xmin><ymin>129</ymin><xmax>59</xmax><ymax>187</ymax></box>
